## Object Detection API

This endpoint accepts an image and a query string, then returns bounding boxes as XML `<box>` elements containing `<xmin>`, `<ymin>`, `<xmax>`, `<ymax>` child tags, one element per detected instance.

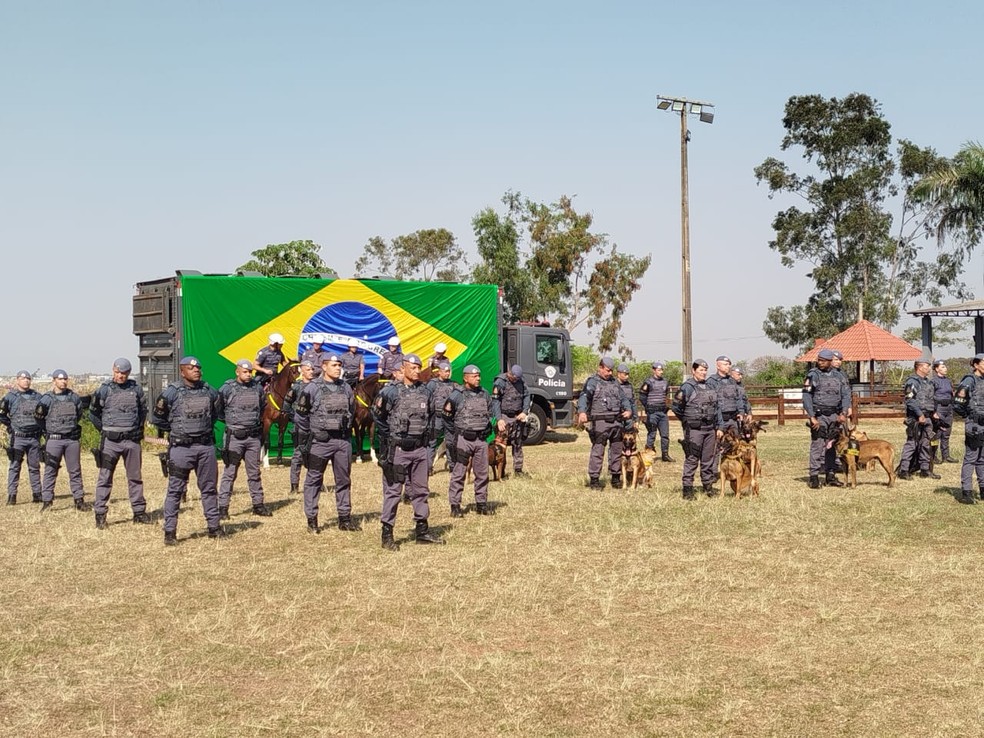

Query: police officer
<box><xmin>445</xmin><ymin>363</ymin><xmax>499</xmax><ymax>517</ymax></box>
<box><xmin>616</xmin><ymin>363</ymin><xmax>637</xmax><ymax>432</ymax></box>
<box><xmin>577</xmin><ymin>357</ymin><xmax>633</xmax><ymax>489</ymax></box>
<box><xmin>296</xmin><ymin>353</ymin><xmax>359</xmax><ymax>534</ymax></box>
<box><xmin>730</xmin><ymin>367</ymin><xmax>751</xmax><ymax>418</ymax></box>
<box><xmin>89</xmin><ymin>358</ymin><xmax>150</xmax><ymax>528</ymax></box>
<box><xmin>428</xmin><ymin>342</ymin><xmax>449</xmax><ymax>371</ymax></box>
<box><xmin>639</xmin><ymin>361</ymin><xmax>673</xmax><ymax>462</ymax></box>
<box><xmin>803</xmin><ymin>348</ymin><xmax>852</xmax><ymax>489</ymax></box>
<box><xmin>672</xmin><ymin>359</ymin><xmax>723</xmax><ymax>499</ymax></box>
<box><xmin>492</xmin><ymin>364</ymin><xmax>531</xmax><ymax>477</ymax></box>
<box><xmin>253</xmin><ymin>333</ymin><xmax>288</xmax><ymax>385</ymax></box>
<box><xmin>35</xmin><ymin>369</ymin><xmax>90</xmax><ymax>512</ymax></box>
<box><xmin>897</xmin><ymin>358</ymin><xmax>941</xmax><ymax>480</ymax></box>
<box><xmin>827</xmin><ymin>349</ymin><xmax>853</xmax><ymax>476</ymax></box>
<box><xmin>932</xmin><ymin>359</ymin><xmax>957</xmax><ymax>463</ymax></box>
<box><xmin>299</xmin><ymin>334</ymin><xmax>327</xmax><ymax>365</ymax></box>
<box><xmin>151</xmin><ymin>356</ymin><xmax>226</xmax><ymax>545</ymax></box>
<box><xmin>0</xmin><ymin>370</ymin><xmax>44</xmax><ymax>505</ymax></box>
<box><xmin>374</xmin><ymin>353</ymin><xmax>444</xmax><ymax>549</ymax></box>
<box><xmin>953</xmin><ymin>354</ymin><xmax>984</xmax><ymax>504</ymax></box>
<box><xmin>427</xmin><ymin>359</ymin><xmax>456</xmax><ymax>475</ymax></box>
<box><xmin>378</xmin><ymin>336</ymin><xmax>403</xmax><ymax>379</ymax></box>
<box><xmin>284</xmin><ymin>358</ymin><xmax>317</xmax><ymax>494</ymax></box>
<box><xmin>340</xmin><ymin>338</ymin><xmax>364</xmax><ymax>389</ymax></box>
<box><xmin>217</xmin><ymin>359</ymin><xmax>272</xmax><ymax>519</ymax></box>
<box><xmin>707</xmin><ymin>356</ymin><xmax>747</xmax><ymax>434</ymax></box>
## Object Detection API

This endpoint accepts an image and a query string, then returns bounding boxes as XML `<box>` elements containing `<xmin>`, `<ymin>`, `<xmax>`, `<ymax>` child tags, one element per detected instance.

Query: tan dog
<box><xmin>719</xmin><ymin>429</ymin><xmax>760</xmax><ymax>499</ymax></box>
<box><xmin>464</xmin><ymin>428</ymin><xmax>509</xmax><ymax>483</ymax></box>
<box><xmin>835</xmin><ymin>425</ymin><xmax>895</xmax><ymax>488</ymax></box>
<box><xmin>621</xmin><ymin>426</ymin><xmax>649</xmax><ymax>489</ymax></box>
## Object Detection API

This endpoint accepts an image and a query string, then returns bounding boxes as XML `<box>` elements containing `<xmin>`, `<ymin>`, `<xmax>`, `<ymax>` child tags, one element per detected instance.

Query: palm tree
<box><xmin>911</xmin><ymin>141</ymin><xmax>984</xmax><ymax>244</ymax></box>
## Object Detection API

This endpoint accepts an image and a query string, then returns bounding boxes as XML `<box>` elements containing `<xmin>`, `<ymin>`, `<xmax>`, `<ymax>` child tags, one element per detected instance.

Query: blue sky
<box><xmin>2</xmin><ymin>0</ymin><xmax>982</xmax><ymax>373</ymax></box>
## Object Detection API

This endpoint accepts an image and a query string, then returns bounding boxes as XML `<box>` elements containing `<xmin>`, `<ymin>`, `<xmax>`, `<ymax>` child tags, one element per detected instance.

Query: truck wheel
<box><xmin>524</xmin><ymin>404</ymin><xmax>548</xmax><ymax>446</ymax></box>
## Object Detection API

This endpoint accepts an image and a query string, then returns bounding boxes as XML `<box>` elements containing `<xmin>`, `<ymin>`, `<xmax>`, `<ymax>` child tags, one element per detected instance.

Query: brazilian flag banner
<box><xmin>181</xmin><ymin>275</ymin><xmax>501</xmax><ymax>390</ymax></box>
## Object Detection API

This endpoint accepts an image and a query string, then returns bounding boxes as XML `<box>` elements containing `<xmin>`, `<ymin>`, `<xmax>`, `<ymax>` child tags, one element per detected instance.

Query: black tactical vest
<box><xmin>429</xmin><ymin>379</ymin><xmax>455</xmax><ymax>413</ymax></box>
<box><xmin>682</xmin><ymin>380</ymin><xmax>718</xmax><ymax>426</ymax></box>
<box><xmin>310</xmin><ymin>382</ymin><xmax>351</xmax><ymax>434</ymax></box>
<box><xmin>456</xmin><ymin>389</ymin><xmax>490</xmax><ymax>433</ymax></box>
<box><xmin>9</xmin><ymin>391</ymin><xmax>41</xmax><ymax>434</ymax></box>
<box><xmin>498</xmin><ymin>375</ymin><xmax>525</xmax><ymax>415</ymax></box>
<box><xmin>933</xmin><ymin>376</ymin><xmax>953</xmax><ymax>403</ymax></box>
<box><xmin>641</xmin><ymin>377</ymin><xmax>668</xmax><ymax>410</ymax></box>
<box><xmin>588</xmin><ymin>377</ymin><xmax>622</xmax><ymax>420</ymax></box>
<box><xmin>389</xmin><ymin>383</ymin><xmax>430</xmax><ymax>439</ymax></box>
<box><xmin>101</xmin><ymin>381</ymin><xmax>141</xmax><ymax>433</ymax></box>
<box><xmin>45</xmin><ymin>394</ymin><xmax>80</xmax><ymax>436</ymax></box>
<box><xmin>969</xmin><ymin>375</ymin><xmax>984</xmax><ymax>416</ymax></box>
<box><xmin>710</xmin><ymin>375</ymin><xmax>739</xmax><ymax>414</ymax></box>
<box><xmin>912</xmin><ymin>376</ymin><xmax>937</xmax><ymax>414</ymax></box>
<box><xmin>169</xmin><ymin>385</ymin><xmax>215</xmax><ymax>440</ymax></box>
<box><xmin>223</xmin><ymin>381</ymin><xmax>263</xmax><ymax>431</ymax></box>
<box><xmin>810</xmin><ymin>370</ymin><xmax>843</xmax><ymax>413</ymax></box>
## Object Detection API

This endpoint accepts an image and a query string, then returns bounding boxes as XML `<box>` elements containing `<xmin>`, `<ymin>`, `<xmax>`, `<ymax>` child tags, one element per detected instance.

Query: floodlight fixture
<box><xmin>657</xmin><ymin>99</ymin><xmax>671</xmax><ymax>110</ymax></box>
<box><xmin>699</xmin><ymin>111</ymin><xmax>714</xmax><ymax>124</ymax></box>
<box><xmin>671</xmin><ymin>100</ymin><xmax>685</xmax><ymax>112</ymax></box>
<box><xmin>690</xmin><ymin>104</ymin><xmax>702</xmax><ymax>115</ymax></box>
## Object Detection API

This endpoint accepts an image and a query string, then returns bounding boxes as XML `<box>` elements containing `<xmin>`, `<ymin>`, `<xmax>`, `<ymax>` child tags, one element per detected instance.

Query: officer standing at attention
<box><xmin>253</xmin><ymin>333</ymin><xmax>288</xmax><ymax>386</ymax></box>
<box><xmin>0</xmin><ymin>370</ymin><xmax>44</xmax><ymax>505</ymax></box>
<box><xmin>616</xmin><ymin>363</ymin><xmax>637</xmax><ymax>432</ymax></box>
<box><xmin>577</xmin><ymin>357</ymin><xmax>633</xmax><ymax>489</ymax></box>
<box><xmin>89</xmin><ymin>358</ymin><xmax>150</xmax><ymax>528</ymax></box>
<box><xmin>802</xmin><ymin>348</ymin><xmax>852</xmax><ymax>489</ymax></box>
<box><xmin>730</xmin><ymin>367</ymin><xmax>751</xmax><ymax>419</ymax></box>
<box><xmin>283</xmin><ymin>358</ymin><xmax>317</xmax><ymax>493</ymax></box>
<box><xmin>445</xmin><ymin>363</ymin><xmax>500</xmax><ymax>517</ymax></box>
<box><xmin>826</xmin><ymin>349</ymin><xmax>854</xmax><ymax>477</ymax></box>
<box><xmin>374</xmin><ymin>353</ymin><xmax>444</xmax><ymax>549</ymax></box>
<box><xmin>639</xmin><ymin>361</ymin><xmax>673</xmax><ymax>462</ymax></box>
<box><xmin>217</xmin><ymin>360</ymin><xmax>273</xmax><ymax>519</ymax></box>
<box><xmin>706</xmin><ymin>356</ymin><xmax>745</xmax><ymax>434</ymax></box>
<box><xmin>932</xmin><ymin>359</ymin><xmax>957</xmax><ymax>463</ymax></box>
<box><xmin>427</xmin><ymin>359</ymin><xmax>456</xmax><ymax>475</ymax></box>
<box><xmin>492</xmin><ymin>364</ymin><xmax>531</xmax><ymax>477</ymax></box>
<box><xmin>35</xmin><ymin>370</ymin><xmax>91</xmax><ymax>512</ymax></box>
<box><xmin>897</xmin><ymin>358</ymin><xmax>942</xmax><ymax>480</ymax></box>
<box><xmin>378</xmin><ymin>336</ymin><xmax>403</xmax><ymax>379</ymax></box>
<box><xmin>428</xmin><ymin>342</ymin><xmax>450</xmax><ymax>371</ymax></box>
<box><xmin>296</xmin><ymin>353</ymin><xmax>360</xmax><ymax>534</ymax></box>
<box><xmin>299</xmin><ymin>334</ymin><xmax>327</xmax><ymax>365</ymax></box>
<box><xmin>340</xmin><ymin>338</ymin><xmax>364</xmax><ymax>389</ymax></box>
<box><xmin>151</xmin><ymin>356</ymin><xmax>226</xmax><ymax>545</ymax></box>
<box><xmin>672</xmin><ymin>359</ymin><xmax>723</xmax><ymax>499</ymax></box>
<box><xmin>953</xmin><ymin>354</ymin><xmax>984</xmax><ymax>504</ymax></box>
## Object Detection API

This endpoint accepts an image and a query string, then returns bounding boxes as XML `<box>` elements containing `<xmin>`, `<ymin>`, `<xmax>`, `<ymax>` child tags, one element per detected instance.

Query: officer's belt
<box><xmin>12</xmin><ymin>430</ymin><xmax>41</xmax><ymax>439</ymax></box>
<box><xmin>937</xmin><ymin>400</ymin><xmax>952</xmax><ymax>406</ymax></box>
<box><xmin>313</xmin><ymin>430</ymin><xmax>349</xmax><ymax>441</ymax></box>
<box><xmin>646</xmin><ymin>405</ymin><xmax>667</xmax><ymax>412</ymax></box>
<box><xmin>684</xmin><ymin>422</ymin><xmax>715</xmax><ymax>431</ymax></box>
<box><xmin>45</xmin><ymin>433</ymin><xmax>80</xmax><ymax>441</ymax></box>
<box><xmin>814</xmin><ymin>407</ymin><xmax>840</xmax><ymax>415</ymax></box>
<box><xmin>228</xmin><ymin>427</ymin><xmax>261</xmax><ymax>440</ymax></box>
<box><xmin>460</xmin><ymin>430</ymin><xmax>485</xmax><ymax>442</ymax></box>
<box><xmin>395</xmin><ymin>436</ymin><xmax>427</xmax><ymax>450</ymax></box>
<box><xmin>103</xmin><ymin>430</ymin><xmax>141</xmax><ymax>442</ymax></box>
<box><xmin>590</xmin><ymin>413</ymin><xmax>618</xmax><ymax>422</ymax></box>
<box><xmin>721</xmin><ymin>411</ymin><xmax>738</xmax><ymax>421</ymax></box>
<box><xmin>170</xmin><ymin>434</ymin><xmax>213</xmax><ymax>447</ymax></box>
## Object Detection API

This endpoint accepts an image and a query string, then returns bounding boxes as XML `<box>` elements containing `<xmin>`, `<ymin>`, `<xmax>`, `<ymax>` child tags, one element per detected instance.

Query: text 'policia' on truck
<box><xmin>132</xmin><ymin>271</ymin><xmax>574</xmax><ymax>445</ymax></box>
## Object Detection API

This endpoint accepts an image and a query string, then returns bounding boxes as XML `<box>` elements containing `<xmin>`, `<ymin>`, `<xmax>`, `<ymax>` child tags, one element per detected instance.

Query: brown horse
<box><xmin>352</xmin><ymin>367</ymin><xmax>433</xmax><ymax>462</ymax></box>
<box><xmin>261</xmin><ymin>362</ymin><xmax>300</xmax><ymax>467</ymax></box>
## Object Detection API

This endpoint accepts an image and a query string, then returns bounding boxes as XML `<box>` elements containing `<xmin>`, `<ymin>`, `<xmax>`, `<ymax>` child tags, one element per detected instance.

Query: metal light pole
<box><xmin>656</xmin><ymin>95</ymin><xmax>714</xmax><ymax>376</ymax></box>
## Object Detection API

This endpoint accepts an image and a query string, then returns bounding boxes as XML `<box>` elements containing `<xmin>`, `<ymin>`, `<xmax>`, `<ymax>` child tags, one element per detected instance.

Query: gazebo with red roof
<box><xmin>796</xmin><ymin>319</ymin><xmax>923</xmax><ymax>385</ymax></box>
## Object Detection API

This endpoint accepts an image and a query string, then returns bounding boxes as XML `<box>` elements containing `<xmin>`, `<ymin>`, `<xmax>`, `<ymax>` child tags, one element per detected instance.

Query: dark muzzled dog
<box><xmin>835</xmin><ymin>425</ymin><xmax>895</xmax><ymax>488</ymax></box>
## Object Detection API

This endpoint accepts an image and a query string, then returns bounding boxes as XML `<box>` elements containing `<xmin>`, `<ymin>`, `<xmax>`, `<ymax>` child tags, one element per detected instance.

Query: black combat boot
<box><xmin>219</xmin><ymin>505</ymin><xmax>230</xmax><ymax>520</ymax></box>
<box><xmin>252</xmin><ymin>503</ymin><xmax>273</xmax><ymax>517</ymax></box>
<box><xmin>808</xmin><ymin>476</ymin><xmax>821</xmax><ymax>489</ymax></box>
<box><xmin>307</xmin><ymin>516</ymin><xmax>321</xmax><ymax>534</ymax></box>
<box><xmin>661</xmin><ymin>452</ymin><xmax>675</xmax><ymax>463</ymax></box>
<box><xmin>450</xmin><ymin>504</ymin><xmax>465</xmax><ymax>518</ymax></box>
<box><xmin>5</xmin><ymin>495</ymin><xmax>14</xmax><ymax>506</ymax></box>
<box><xmin>40</xmin><ymin>501</ymin><xmax>53</xmax><ymax>512</ymax></box>
<box><xmin>164</xmin><ymin>531</ymin><xmax>177</xmax><ymax>546</ymax></box>
<box><xmin>289</xmin><ymin>483</ymin><xmax>299</xmax><ymax>494</ymax></box>
<box><xmin>381</xmin><ymin>522</ymin><xmax>399</xmax><ymax>551</ymax></box>
<box><xmin>338</xmin><ymin>515</ymin><xmax>362</xmax><ymax>531</ymax></box>
<box><xmin>95</xmin><ymin>513</ymin><xmax>108</xmax><ymax>530</ymax></box>
<box><xmin>75</xmin><ymin>498</ymin><xmax>92</xmax><ymax>512</ymax></box>
<box><xmin>919</xmin><ymin>469</ymin><xmax>942</xmax><ymax>480</ymax></box>
<box><xmin>414</xmin><ymin>518</ymin><xmax>445</xmax><ymax>544</ymax></box>
<box><xmin>682</xmin><ymin>486</ymin><xmax>696</xmax><ymax>500</ymax></box>
<box><xmin>897</xmin><ymin>467</ymin><xmax>911</xmax><ymax>480</ymax></box>
<box><xmin>207</xmin><ymin>526</ymin><xmax>229</xmax><ymax>539</ymax></box>
<box><xmin>703</xmin><ymin>483</ymin><xmax>718</xmax><ymax>497</ymax></box>
<box><xmin>588</xmin><ymin>477</ymin><xmax>604</xmax><ymax>489</ymax></box>
<box><xmin>945</xmin><ymin>455</ymin><xmax>959</xmax><ymax>463</ymax></box>
<box><xmin>825</xmin><ymin>473</ymin><xmax>845</xmax><ymax>488</ymax></box>
<box><xmin>32</xmin><ymin>492</ymin><xmax>41</xmax><ymax>503</ymax></box>
<box><xmin>959</xmin><ymin>489</ymin><xmax>976</xmax><ymax>505</ymax></box>
<box><xmin>132</xmin><ymin>511</ymin><xmax>152</xmax><ymax>524</ymax></box>
<box><xmin>611</xmin><ymin>474</ymin><xmax>624</xmax><ymax>489</ymax></box>
<box><xmin>476</xmin><ymin>502</ymin><xmax>495</xmax><ymax>516</ymax></box>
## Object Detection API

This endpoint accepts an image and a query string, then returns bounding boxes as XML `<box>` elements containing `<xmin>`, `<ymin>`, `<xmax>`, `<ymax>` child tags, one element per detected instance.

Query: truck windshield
<box><xmin>535</xmin><ymin>335</ymin><xmax>563</xmax><ymax>370</ymax></box>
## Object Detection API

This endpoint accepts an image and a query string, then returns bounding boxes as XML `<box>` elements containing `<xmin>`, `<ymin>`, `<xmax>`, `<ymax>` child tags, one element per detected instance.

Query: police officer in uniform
<box><xmin>445</xmin><ymin>363</ymin><xmax>500</xmax><ymax>517</ymax></box>
<box><xmin>35</xmin><ymin>369</ymin><xmax>90</xmax><ymax>512</ymax></box>
<box><xmin>953</xmin><ymin>354</ymin><xmax>984</xmax><ymax>504</ymax></box>
<box><xmin>639</xmin><ymin>361</ymin><xmax>673</xmax><ymax>462</ymax></box>
<box><xmin>253</xmin><ymin>333</ymin><xmax>288</xmax><ymax>386</ymax></box>
<box><xmin>730</xmin><ymin>367</ymin><xmax>751</xmax><ymax>418</ymax></box>
<box><xmin>284</xmin><ymin>358</ymin><xmax>317</xmax><ymax>493</ymax></box>
<box><xmin>577</xmin><ymin>357</ymin><xmax>633</xmax><ymax>489</ymax></box>
<box><xmin>89</xmin><ymin>358</ymin><xmax>150</xmax><ymax>528</ymax></box>
<box><xmin>217</xmin><ymin>359</ymin><xmax>273</xmax><ymax>519</ymax></box>
<box><xmin>897</xmin><ymin>358</ymin><xmax>942</xmax><ymax>480</ymax></box>
<box><xmin>428</xmin><ymin>342</ymin><xmax>449</xmax><ymax>371</ymax></box>
<box><xmin>802</xmin><ymin>348</ymin><xmax>852</xmax><ymax>488</ymax></box>
<box><xmin>374</xmin><ymin>353</ymin><xmax>444</xmax><ymax>549</ymax></box>
<box><xmin>707</xmin><ymin>355</ymin><xmax>747</xmax><ymax>434</ymax></box>
<box><xmin>427</xmin><ymin>359</ymin><xmax>456</xmax><ymax>475</ymax></box>
<box><xmin>492</xmin><ymin>364</ymin><xmax>531</xmax><ymax>477</ymax></box>
<box><xmin>616</xmin><ymin>363</ymin><xmax>637</xmax><ymax>432</ymax></box>
<box><xmin>0</xmin><ymin>370</ymin><xmax>44</xmax><ymax>505</ymax></box>
<box><xmin>932</xmin><ymin>359</ymin><xmax>957</xmax><ymax>463</ymax></box>
<box><xmin>296</xmin><ymin>353</ymin><xmax>360</xmax><ymax>534</ymax></box>
<box><xmin>151</xmin><ymin>356</ymin><xmax>226</xmax><ymax>545</ymax></box>
<box><xmin>340</xmin><ymin>338</ymin><xmax>364</xmax><ymax>389</ymax></box>
<box><xmin>299</xmin><ymin>334</ymin><xmax>327</xmax><ymax>365</ymax></box>
<box><xmin>672</xmin><ymin>359</ymin><xmax>723</xmax><ymax>499</ymax></box>
<box><xmin>378</xmin><ymin>337</ymin><xmax>403</xmax><ymax>379</ymax></box>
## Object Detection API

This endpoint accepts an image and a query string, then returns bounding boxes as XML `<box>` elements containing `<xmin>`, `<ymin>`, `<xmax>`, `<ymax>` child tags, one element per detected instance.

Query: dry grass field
<box><xmin>3</xmin><ymin>419</ymin><xmax>984</xmax><ymax>737</ymax></box>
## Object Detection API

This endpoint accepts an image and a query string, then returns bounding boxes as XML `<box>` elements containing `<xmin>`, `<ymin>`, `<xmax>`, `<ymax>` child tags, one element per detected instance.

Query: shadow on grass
<box><xmin>544</xmin><ymin>431</ymin><xmax>580</xmax><ymax>444</ymax></box>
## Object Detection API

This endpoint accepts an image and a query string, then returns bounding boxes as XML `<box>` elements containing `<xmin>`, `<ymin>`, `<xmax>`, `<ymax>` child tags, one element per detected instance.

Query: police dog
<box><xmin>463</xmin><ymin>428</ymin><xmax>509</xmax><ymax>483</ymax></box>
<box><xmin>835</xmin><ymin>424</ymin><xmax>895</xmax><ymax>488</ymax></box>
<box><xmin>719</xmin><ymin>428</ymin><xmax>760</xmax><ymax>499</ymax></box>
<box><xmin>621</xmin><ymin>426</ymin><xmax>654</xmax><ymax>489</ymax></box>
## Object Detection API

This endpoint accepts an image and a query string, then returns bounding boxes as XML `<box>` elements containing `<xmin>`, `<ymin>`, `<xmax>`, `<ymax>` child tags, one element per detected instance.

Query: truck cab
<box><xmin>501</xmin><ymin>323</ymin><xmax>574</xmax><ymax>444</ymax></box>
